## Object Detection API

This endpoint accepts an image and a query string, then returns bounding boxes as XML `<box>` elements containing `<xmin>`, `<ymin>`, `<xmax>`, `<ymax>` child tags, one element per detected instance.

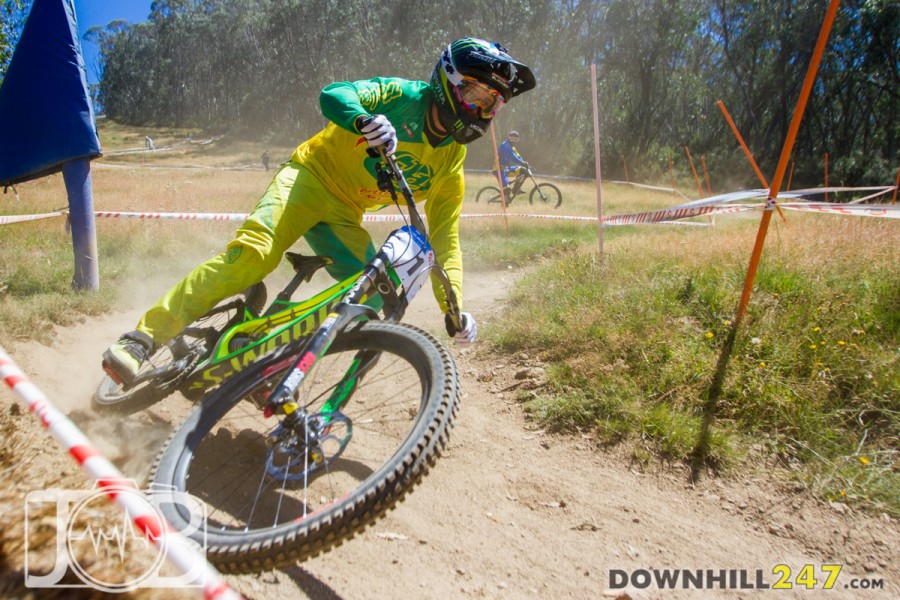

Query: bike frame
<box><xmin>502</xmin><ymin>165</ymin><xmax>536</xmax><ymax>201</ymax></box>
<box><xmin>263</xmin><ymin>151</ymin><xmax>461</xmax><ymax>411</ymax></box>
<box><xmin>173</xmin><ymin>151</ymin><xmax>461</xmax><ymax>400</ymax></box>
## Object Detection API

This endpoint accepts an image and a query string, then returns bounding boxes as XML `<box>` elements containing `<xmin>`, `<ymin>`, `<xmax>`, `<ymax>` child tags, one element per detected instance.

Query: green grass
<box><xmin>487</xmin><ymin>215</ymin><xmax>898</xmax><ymax>515</ymax></box>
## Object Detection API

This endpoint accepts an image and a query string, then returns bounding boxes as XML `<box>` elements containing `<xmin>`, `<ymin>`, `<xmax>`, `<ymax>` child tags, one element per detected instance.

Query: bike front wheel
<box><xmin>92</xmin><ymin>283</ymin><xmax>267</xmax><ymax>414</ymax></box>
<box><xmin>529</xmin><ymin>182</ymin><xmax>562</xmax><ymax>208</ymax></box>
<box><xmin>476</xmin><ymin>185</ymin><xmax>502</xmax><ymax>204</ymax></box>
<box><xmin>149</xmin><ymin>321</ymin><xmax>459</xmax><ymax>573</ymax></box>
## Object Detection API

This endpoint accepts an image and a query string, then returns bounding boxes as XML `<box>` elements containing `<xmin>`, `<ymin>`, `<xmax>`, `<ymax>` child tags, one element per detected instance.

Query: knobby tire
<box><xmin>529</xmin><ymin>183</ymin><xmax>562</xmax><ymax>208</ymax></box>
<box><xmin>475</xmin><ymin>185</ymin><xmax>502</xmax><ymax>204</ymax></box>
<box><xmin>148</xmin><ymin>321</ymin><xmax>459</xmax><ymax>573</ymax></box>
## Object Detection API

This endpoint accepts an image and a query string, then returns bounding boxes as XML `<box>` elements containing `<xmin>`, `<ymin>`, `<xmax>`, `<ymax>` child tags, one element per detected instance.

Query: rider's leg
<box><xmin>138</xmin><ymin>163</ymin><xmax>337</xmax><ymax>343</ymax></box>
<box><xmin>303</xmin><ymin>205</ymin><xmax>381</xmax><ymax>310</ymax></box>
<box><xmin>104</xmin><ymin>163</ymin><xmax>336</xmax><ymax>382</ymax></box>
<box><xmin>500</xmin><ymin>168</ymin><xmax>511</xmax><ymax>200</ymax></box>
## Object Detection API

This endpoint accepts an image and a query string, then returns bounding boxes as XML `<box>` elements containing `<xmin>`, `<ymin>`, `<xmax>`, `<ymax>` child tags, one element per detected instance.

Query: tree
<box><xmin>91</xmin><ymin>0</ymin><xmax>898</xmax><ymax>186</ymax></box>
<box><xmin>0</xmin><ymin>0</ymin><xmax>32</xmax><ymax>83</ymax></box>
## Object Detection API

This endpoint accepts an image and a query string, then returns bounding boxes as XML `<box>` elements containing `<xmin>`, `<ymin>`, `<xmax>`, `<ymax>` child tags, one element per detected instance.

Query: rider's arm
<box><xmin>513</xmin><ymin>148</ymin><xmax>528</xmax><ymax>165</ymax></box>
<box><xmin>510</xmin><ymin>145</ymin><xmax>527</xmax><ymax>166</ymax></box>
<box><xmin>498</xmin><ymin>140</ymin><xmax>527</xmax><ymax>168</ymax></box>
<box><xmin>423</xmin><ymin>164</ymin><xmax>466</xmax><ymax>314</ymax></box>
<box><xmin>320</xmin><ymin>78</ymin><xmax>409</xmax><ymax>133</ymax></box>
<box><xmin>498</xmin><ymin>140</ymin><xmax>514</xmax><ymax>166</ymax></box>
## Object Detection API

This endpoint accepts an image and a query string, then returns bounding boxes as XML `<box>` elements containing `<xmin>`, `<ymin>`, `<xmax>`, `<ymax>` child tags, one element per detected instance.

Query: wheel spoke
<box><xmin>150</xmin><ymin>322</ymin><xmax>458</xmax><ymax>572</ymax></box>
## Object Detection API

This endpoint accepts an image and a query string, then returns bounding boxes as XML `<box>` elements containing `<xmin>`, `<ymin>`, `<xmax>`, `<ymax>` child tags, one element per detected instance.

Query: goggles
<box><xmin>453</xmin><ymin>77</ymin><xmax>505</xmax><ymax>119</ymax></box>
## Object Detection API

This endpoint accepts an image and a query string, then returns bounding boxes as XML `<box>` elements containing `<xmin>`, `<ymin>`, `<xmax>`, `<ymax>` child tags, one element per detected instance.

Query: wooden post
<box><xmin>591</xmin><ymin>64</ymin><xmax>604</xmax><ymax>257</ymax></box>
<box><xmin>622</xmin><ymin>155</ymin><xmax>629</xmax><ymax>183</ymax></box>
<box><xmin>488</xmin><ymin>122</ymin><xmax>509</xmax><ymax>231</ymax></box>
<box><xmin>893</xmin><ymin>164</ymin><xmax>899</xmax><ymax>205</ymax></box>
<box><xmin>669</xmin><ymin>158</ymin><xmax>676</xmax><ymax>196</ymax></box>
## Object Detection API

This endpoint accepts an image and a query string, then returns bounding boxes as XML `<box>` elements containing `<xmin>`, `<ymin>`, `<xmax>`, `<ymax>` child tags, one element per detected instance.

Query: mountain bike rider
<box><xmin>102</xmin><ymin>37</ymin><xmax>536</xmax><ymax>385</ymax></box>
<box><xmin>497</xmin><ymin>130</ymin><xmax>528</xmax><ymax>198</ymax></box>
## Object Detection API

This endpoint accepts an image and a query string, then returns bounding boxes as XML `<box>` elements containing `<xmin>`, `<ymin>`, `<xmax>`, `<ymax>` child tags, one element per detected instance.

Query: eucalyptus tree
<box><xmin>0</xmin><ymin>0</ymin><xmax>32</xmax><ymax>83</ymax></box>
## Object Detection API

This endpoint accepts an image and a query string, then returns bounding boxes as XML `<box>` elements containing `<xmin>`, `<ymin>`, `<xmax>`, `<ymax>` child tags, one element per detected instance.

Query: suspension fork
<box><xmin>264</xmin><ymin>257</ymin><xmax>388</xmax><ymax>414</ymax></box>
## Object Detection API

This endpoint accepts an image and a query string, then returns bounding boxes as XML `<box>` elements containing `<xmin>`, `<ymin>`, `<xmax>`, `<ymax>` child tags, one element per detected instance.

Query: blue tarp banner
<box><xmin>0</xmin><ymin>0</ymin><xmax>101</xmax><ymax>187</ymax></box>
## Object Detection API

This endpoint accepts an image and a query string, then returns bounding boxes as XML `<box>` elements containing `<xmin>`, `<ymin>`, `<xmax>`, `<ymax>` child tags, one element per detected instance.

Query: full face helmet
<box><xmin>431</xmin><ymin>38</ymin><xmax>536</xmax><ymax>144</ymax></box>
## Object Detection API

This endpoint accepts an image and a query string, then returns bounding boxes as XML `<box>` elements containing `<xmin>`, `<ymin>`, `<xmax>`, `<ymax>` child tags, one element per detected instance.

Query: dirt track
<box><xmin>1</xmin><ymin>268</ymin><xmax>897</xmax><ymax>599</ymax></box>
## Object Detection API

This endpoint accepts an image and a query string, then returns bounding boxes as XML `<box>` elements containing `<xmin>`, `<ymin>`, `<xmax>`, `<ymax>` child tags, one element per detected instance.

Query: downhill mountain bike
<box><xmin>94</xmin><ymin>167</ymin><xmax>461</xmax><ymax>415</ymax></box>
<box><xmin>130</xmin><ymin>149</ymin><xmax>461</xmax><ymax>573</ymax></box>
<box><xmin>475</xmin><ymin>164</ymin><xmax>562</xmax><ymax>208</ymax></box>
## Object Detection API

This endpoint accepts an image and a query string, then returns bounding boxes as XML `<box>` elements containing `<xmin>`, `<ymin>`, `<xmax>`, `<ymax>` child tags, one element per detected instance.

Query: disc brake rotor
<box><xmin>265</xmin><ymin>412</ymin><xmax>353</xmax><ymax>481</ymax></box>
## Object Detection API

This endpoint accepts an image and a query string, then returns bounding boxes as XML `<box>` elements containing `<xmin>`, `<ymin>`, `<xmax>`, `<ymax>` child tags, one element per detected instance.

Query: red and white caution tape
<box><xmin>0</xmin><ymin>347</ymin><xmax>241</xmax><ymax>600</ymax></box>
<box><xmin>3</xmin><ymin>198</ymin><xmax>898</xmax><ymax>229</ymax></box>
<box><xmin>459</xmin><ymin>212</ymin><xmax>597</xmax><ymax>221</ymax></box>
<box><xmin>93</xmin><ymin>210</ymin><xmax>410</xmax><ymax>223</ymax></box>
<box><xmin>600</xmin><ymin>203</ymin><xmax>755</xmax><ymax>226</ymax></box>
<box><xmin>777</xmin><ymin>202</ymin><xmax>900</xmax><ymax>218</ymax></box>
<box><xmin>0</xmin><ymin>211</ymin><xmax>65</xmax><ymax>225</ymax></box>
<box><xmin>94</xmin><ymin>211</ymin><xmax>249</xmax><ymax>222</ymax></box>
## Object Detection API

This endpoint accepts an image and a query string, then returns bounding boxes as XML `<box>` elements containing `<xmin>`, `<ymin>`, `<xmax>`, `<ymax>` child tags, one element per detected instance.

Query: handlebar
<box><xmin>373</xmin><ymin>147</ymin><xmax>463</xmax><ymax>333</ymax></box>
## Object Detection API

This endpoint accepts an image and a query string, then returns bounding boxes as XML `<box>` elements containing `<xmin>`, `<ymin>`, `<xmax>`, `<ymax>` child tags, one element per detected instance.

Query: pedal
<box><xmin>102</xmin><ymin>361</ymin><xmax>125</xmax><ymax>386</ymax></box>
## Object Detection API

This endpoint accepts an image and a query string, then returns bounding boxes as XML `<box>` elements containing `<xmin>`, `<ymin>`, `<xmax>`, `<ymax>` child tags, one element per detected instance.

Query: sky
<box><xmin>72</xmin><ymin>1</ymin><xmax>153</xmax><ymax>84</ymax></box>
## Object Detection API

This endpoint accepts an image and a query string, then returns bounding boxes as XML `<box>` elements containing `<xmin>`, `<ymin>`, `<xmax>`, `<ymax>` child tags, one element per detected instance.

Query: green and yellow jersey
<box><xmin>291</xmin><ymin>77</ymin><xmax>467</xmax><ymax>310</ymax></box>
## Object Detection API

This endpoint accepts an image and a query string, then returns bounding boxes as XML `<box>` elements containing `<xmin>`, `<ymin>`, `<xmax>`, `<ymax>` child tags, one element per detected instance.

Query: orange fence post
<box><xmin>825</xmin><ymin>152</ymin><xmax>829</xmax><ymax>202</ymax></box>
<box><xmin>787</xmin><ymin>161</ymin><xmax>795</xmax><ymax>191</ymax></box>
<box><xmin>622</xmin><ymin>155</ymin><xmax>629</xmax><ymax>183</ymax></box>
<box><xmin>716</xmin><ymin>99</ymin><xmax>786</xmax><ymax>222</ymax></box>
<box><xmin>684</xmin><ymin>146</ymin><xmax>705</xmax><ymax>198</ymax></box>
<box><xmin>488</xmin><ymin>122</ymin><xmax>509</xmax><ymax>231</ymax></box>
<box><xmin>717</xmin><ymin>100</ymin><xmax>768</xmax><ymax>188</ymax></box>
<box><xmin>734</xmin><ymin>0</ymin><xmax>841</xmax><ymax>326</ymax></box>
<box><xmin>701</xmin><ymin>155</ymin><xmax>712</xmax><ymax>196</ymax></box>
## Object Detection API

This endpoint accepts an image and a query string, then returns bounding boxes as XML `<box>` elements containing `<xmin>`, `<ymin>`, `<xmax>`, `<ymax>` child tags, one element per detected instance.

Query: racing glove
<box><xmin>445</xmin><ymin>311</ymin><xmax>477</xmax><ymax>346</ymax></box>
<box><xmin>356</xmin><ymin>114</ymin><xmax>398</xmax><ymax>155</ymax></box>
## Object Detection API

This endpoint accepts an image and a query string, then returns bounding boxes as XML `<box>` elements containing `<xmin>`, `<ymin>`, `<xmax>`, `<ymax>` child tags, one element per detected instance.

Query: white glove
<box><xmin>449</xmin><ymin>311</ymin><xmax>477</xmax><ymax>346</ymax></box>
<box><xmin>358</xmin><ymin>114</ymin><xmax>398</xmax><ymax>155</ymax></box>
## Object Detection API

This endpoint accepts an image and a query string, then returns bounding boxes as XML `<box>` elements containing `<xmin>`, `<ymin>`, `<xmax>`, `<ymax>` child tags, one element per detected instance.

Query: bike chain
<box><xmin>154</xmin><ymin>348</ymin><xmax>203</xmax><ymax>397</ymax></box>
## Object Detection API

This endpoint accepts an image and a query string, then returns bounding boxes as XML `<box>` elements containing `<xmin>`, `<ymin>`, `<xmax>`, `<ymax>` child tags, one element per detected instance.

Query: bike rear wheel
<box><xmin>149</xmin><ymin>321</ymin><xmax>459</xmax><ymax>573</ymax></box>
<box><xmin>92</xmin><ymin>283</ymin><xmax>267</xmax><ymax>414</ymax></box>
<box><xmin>529</xmin><ymin>182</ymin><xmax>562</xmax><ymax>208</ymax></box>
<box><xmin>476</xmin><ymin>185</ymin><xmax>502</xmax><ymax>204</ymax></box>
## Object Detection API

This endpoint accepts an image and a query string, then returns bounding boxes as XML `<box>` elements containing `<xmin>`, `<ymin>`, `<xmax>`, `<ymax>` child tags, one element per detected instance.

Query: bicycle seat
<box><xmin>285</xmin><ymin>252</ymin><xmax>334</xmax><ymax>280</ymax></box>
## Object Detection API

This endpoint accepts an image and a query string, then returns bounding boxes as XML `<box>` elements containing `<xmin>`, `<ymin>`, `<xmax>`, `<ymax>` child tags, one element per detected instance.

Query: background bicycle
<box><xmin>476</xmin><ymin>165</ymin><xmax>562</xmax><ymax>208</ymax></box>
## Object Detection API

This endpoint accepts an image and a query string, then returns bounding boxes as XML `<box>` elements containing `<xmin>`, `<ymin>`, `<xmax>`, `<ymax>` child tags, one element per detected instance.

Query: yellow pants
<box><xmin>137</xmin><ymin>163</ymin><xmax>376</xmax><ymax>344</ymax></box>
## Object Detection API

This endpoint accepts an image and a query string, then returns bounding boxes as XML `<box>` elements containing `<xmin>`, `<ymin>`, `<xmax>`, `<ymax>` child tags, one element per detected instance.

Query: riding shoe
<box><xmin>102</xmin><ymin>330</ymin><xmax>154</xmax><ymax>385</ymax></box>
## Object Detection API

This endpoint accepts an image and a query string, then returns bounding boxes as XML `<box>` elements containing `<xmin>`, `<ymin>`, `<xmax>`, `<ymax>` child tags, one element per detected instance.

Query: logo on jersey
<box><xmin>364</xmin><ymin>151</ymin><xmax>433</xmax><ymax>192</ymax></box>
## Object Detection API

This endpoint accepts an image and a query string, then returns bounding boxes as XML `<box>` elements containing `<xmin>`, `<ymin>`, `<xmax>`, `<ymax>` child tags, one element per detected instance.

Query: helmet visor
<box><xmin>454</xmin><ymin>77</ymin><xmax>505</xmax><ymax>119</ymax></box>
